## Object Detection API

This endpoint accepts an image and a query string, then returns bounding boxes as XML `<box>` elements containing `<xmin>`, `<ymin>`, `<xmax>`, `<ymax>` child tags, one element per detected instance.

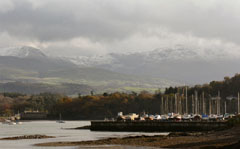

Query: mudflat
<box><xmin>0</xmin><ymin>135</ymin><xmax>55</xmax><ymax>140</ymax></box>
<box><xmin>35</xmin><ymin>126</ymin><xmax>240</xmax><ymax>148</ymax></box>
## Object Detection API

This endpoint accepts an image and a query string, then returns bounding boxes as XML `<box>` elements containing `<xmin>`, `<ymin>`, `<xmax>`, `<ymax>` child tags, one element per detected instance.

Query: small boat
<box><xmin>2</xmin><ymin>120</ymin><xmax>11</xmax><ymax>124</ymax></box>
<box><xmin>56</xmin><ymin>114</ymin><xmax>65</xmax><ymax>123</ymax></box>
<box><xmin>2</xmin><ymin>120</ymin><xmax>17</xmax><ymax>125</ymax></box>
<box><xmin>153</xmin><ymin>115</ymin><xmax>161</xmax><ymax>120</ymax></box>
<box><xmin>160</xmin><ymin>115</ymin><xmax>169</xmax><ymax>121</ymax></box>
<box><xmin>9</xmin><ymin>121</ymin><xmax>17</xmax><ymax>125</ymax></box>
<box><xmin>202</xmin><ymin>114</ymin><xmax>209</xmax><ymax>121</ymax></box>
<box><xmin>182</xmin><ymin>114</ymin><xmax>191</xmax><ymax>121</ymax></box>
<box><xmin>209</xmin><ymin>114</ymin><xmax>218</xmax><ymax>121</ymax></box>
<box><xmin>16</xmin><ymin>120</ymin><xmax>23</xmax><ymax>125</ymax></box>
<box><xmin>174</xmin><ymin>115</ymin><xmax>182</xmax><ymax>121</ymax></box>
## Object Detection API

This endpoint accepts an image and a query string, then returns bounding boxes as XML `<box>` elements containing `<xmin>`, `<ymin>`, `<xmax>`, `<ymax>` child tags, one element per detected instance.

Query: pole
<box><xmin>224</xmin><ymin>101</ymin><xmax>227</xmax><ymax>114</ymax></box>
<box><xmin>209</xmin><ymin>99</ymin><xmax>211</xmax><ymax>115</ymax></box>
<box><xmin>175</xmin><ymin>94</ymin><xmax>177</xmax><ymax>114</ymax></box>
<box><xmin>218</xmin><ymin>91</ymin><xmax>220</xmax><ymax>115</ymax></box>
<box><xmin>195</xmin><ymin>91</ymin><xmax>198</xmax><ymax>114</ymax></box>
<box><xmin>166</xmin><ymin>96</ymin><xmax>169</xmax><ymax>114</ymax></box>
<box><xmin>186</xmin><ymin>86</ymin><xmax>188</xmax><ymax>114</ymax></box>
<box><xmin>192</xmin><ymin>94</ymin><xmax>194</xmax><ymax>114</ymax></box>
<box><xmin>202</xmin><ymin>92</ymin><xmax>205</xmax><ymax>114</ymax></box>
<box><xmin>238</xmin><ymin>92</ymin><xmax>240</xmax><ymax>114</ymax></box>
<box><xmin>161</xmin><ymin>96</ymin><xmax>163</xmax><ymax>115</ymax></box>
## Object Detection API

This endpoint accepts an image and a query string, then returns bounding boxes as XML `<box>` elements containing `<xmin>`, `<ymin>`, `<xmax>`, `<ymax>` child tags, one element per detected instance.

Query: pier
<box><xmin>90</xmin><ymin>121</ymin><xmax>228</xmax><ymax>132</ymax></box>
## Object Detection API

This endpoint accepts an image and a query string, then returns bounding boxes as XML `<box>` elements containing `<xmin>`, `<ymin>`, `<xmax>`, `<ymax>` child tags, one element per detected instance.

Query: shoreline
<box><xmin>0</xmin><ymin>135</ymin><xmax>55</xmax><ymax>140</ymax></box>
<box><xmin>35</xmin><ymin>126</ymin><xmax>240</xmax><ymax>148</ymax></box>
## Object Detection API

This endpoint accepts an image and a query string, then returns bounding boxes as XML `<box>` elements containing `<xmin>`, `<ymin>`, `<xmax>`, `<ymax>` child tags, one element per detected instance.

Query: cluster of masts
<box><xmin>115</xmin><ymin>112</ymin><xmax>236</xmax><ymax>122</ymax></box>
<box><xmin>160</xmin><ymin>88</ymin><xmax>240</xmax><ymax>115</ymax></box>
<box><xmin>109</xmin><ymin>89</ymin><xmax>240</xmax><ymax>122</ymax></box>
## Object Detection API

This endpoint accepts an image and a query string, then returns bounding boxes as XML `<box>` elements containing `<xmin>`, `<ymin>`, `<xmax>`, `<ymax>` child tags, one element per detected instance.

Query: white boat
<box><xmin>153</xmin><ymin>115</ymin><xmax>161</xmax><ymax>120</ymax></box>
<box><xmin>209</xmin><ymin>114</ymin><xmax>218</xmax><ymax>121</ymax></box>
<box><xmin>9</xmin><ymin>122</ymin><xmax>17</xmax><ymax>125</ymax></box>
<box><xmin>16</xmin><ymin>120</ymin><xmax>23</xmax><ymax>125</ymax></box>
<box><xmin>160</xmin><ymin>115</ymin><xmax>169</xmax><ymax>121</ymax></box>
<box><xmin>2</xmin><ymin>120</ymin><xmax>17</xmax><ymax>125</ymax></box>
<box><xmin>2</xmin><ymin>120</ymin><xmax>11</xmax><ymax>124</ymax></box>
<box><xmin>182</xmin><ymin>114</ymin><xmax>191</xmax><ymax>121</ymax></box>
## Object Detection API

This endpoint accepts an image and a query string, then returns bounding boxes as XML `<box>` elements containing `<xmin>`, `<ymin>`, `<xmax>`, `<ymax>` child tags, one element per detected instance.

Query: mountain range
<box><xmin>1</xmin><ymin>45</ymin><xmax>238</xmax><ymax>95</ymax></box>
<box><xmin>0</xmin><ymin>46</ymin><xmax>179</xmax><ymax>95</ymax></box>
<box><xmin>65</xmin><ymin>45</ymin><xmax>240</xmax><ymax>84</ymax></box>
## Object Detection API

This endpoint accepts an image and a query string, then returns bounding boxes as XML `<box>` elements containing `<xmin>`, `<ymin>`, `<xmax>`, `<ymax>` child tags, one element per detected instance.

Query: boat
<box><xmin>160</xmin><ymin>115</ymin><xmax>169</xmax><ymax>121</ymax></box>
<box><xmin>153</xmin><ymin>115</ymin><xmax>161</xmax><ymax>120</ymax></box>
<box><xmin>202</xmin><ymin>114</ymin><xmax>209</xmax><ymax>121</ymax></box>
<box><xmin>209</xmin><ymin>114</ymin><xmax>218</xmax><ymax>121</ymax></box>
<box><xmin>16</xmin><ymin>120</ymin><xmax>23</xmax><ymax>125</ymax></box>
<box><xmin>9</xmin><ymin>121</ymin><xmax>17</xmax><ymax>125</ymax></box>
<box><xmin>56</xmin><ymin>113</ymin><xmax>65</xmax><ymax>123</ymax></box>
<box><xmin>2</xmin><ymin>120</ymin><xmax>17</xmax><ymax>125</ymax></box>
<box><xmin>182</xmin><ymin>114</ymin><xmax>192</xmax><ymax>121</ymax></box>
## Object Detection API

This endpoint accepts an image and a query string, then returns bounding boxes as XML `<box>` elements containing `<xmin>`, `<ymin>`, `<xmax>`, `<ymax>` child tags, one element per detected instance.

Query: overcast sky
<box><xmin>0</xmin><ymin>0</ymin><xmax>240</xmax><ymax>56</ymax></box>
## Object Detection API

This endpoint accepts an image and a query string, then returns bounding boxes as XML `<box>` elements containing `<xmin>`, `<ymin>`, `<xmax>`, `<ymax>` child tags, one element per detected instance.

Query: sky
<box><xmin>0</xmin><ymin>0</ymin><xmax>240</xmax><ymax>56</ymax></box>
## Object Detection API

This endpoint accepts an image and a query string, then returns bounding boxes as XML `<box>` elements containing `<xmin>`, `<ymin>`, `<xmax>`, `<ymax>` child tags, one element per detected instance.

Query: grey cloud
<box><xmin>0</xmin><ymin>0</ymin><xmax>143</xmax><ymax>42</ymax></box>
<box><xmin>0</xmin><ymin>0</ymin><xmax>240</xmax><ymax>56</ymax></box>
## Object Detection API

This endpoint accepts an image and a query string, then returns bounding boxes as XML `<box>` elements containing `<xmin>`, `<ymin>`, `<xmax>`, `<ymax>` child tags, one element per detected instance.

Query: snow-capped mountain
<box><xmin>65</xmin><ymin>46</ymin><xmax>240</xmax><ymax>84</ymax></box>
<box><xmin>66</xmin><ymin>44</ymin><xmax>239</xmax><ymax>68</ymax></box>
<box><xmin>64</xmin><ymin>54</ymin><xmax>114</xmax><ymax>67</ymax></box>
<box><xmin>0</xmin><ymin>46</ymin><xmax>179</xmax><ymax>94</ymax></box>
<box><xmin>1</xmin><ymin>45</ymin><xmax>239</xmax><ymax>88</ymax></box>
<box><xmin>0</xmin><ymin>46</ymin><xmax>47</xmax><ymax>58</ymax></box>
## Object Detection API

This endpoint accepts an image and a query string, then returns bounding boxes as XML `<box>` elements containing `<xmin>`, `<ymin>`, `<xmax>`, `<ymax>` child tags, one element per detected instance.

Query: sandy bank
<box><xmin>34</xmin><ymin>126</ymin><xmax>240</xmax><ymax>148</ymax></box>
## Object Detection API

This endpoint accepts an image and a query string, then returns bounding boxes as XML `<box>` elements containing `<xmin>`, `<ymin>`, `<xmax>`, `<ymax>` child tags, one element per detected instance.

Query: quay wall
<box><xmin>90</xmin><ymin>121</ymin><xmax>228</xmax><ymax>132</ymax></box>
<box><xmin>20</xmin><ymin>112</ymin><xmax>47</xmax><ymax>120</ymax></box>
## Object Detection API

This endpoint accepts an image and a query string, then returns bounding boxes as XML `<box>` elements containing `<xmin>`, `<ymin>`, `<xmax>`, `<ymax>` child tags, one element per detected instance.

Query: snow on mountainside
<box><xmin>63</xmin><ymin>45</ymin><xmax>240</xmax><ymax>84</ymax></box>
<box><xmin>0</xmin><ymin>46</ymin><xmax>47</xmax><ymax>58</ymax></box>
<box><xmin>65</xmin><ymin>45</ymin><xmax>237</xmax><ymax>67</ymax></box>
<box><xmin>64</xmin><ymin>54</ymin><xmax>114</xmax><ymax>66</ymax></box>
<box><xmin>0</xmin><ymin>46</ymin><xmax>180</xmax><ymax>93</ymax></box>
<box><xmin>1</xmin><ymin>45</ymin><xmax>240</xmax><ymax>85</ymax></box>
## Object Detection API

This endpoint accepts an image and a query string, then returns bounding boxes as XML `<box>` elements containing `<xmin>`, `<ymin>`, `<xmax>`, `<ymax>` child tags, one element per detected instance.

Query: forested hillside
<box><xmin>1</xmin><ymin>74</ymin><xmax>240</xmax><ymax>120</ymax></box>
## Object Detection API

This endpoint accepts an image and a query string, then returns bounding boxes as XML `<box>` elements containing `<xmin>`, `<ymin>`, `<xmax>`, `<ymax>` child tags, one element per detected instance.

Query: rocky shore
<box><xmin>0</xmin><ymin>135</ymin><xmax>55</xmax><ymax>140</ymax></box>
<box><xmin>35</xmin><ymin>126</ymin><xmax>240</xmax><ymax>148</ymax></box>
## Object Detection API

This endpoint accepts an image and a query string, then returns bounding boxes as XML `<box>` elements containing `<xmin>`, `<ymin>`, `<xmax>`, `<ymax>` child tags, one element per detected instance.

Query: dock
<box><xmin>90</xmin><ymin>121</ymin><xmax>228</xmax><ymax>132</ymax></box>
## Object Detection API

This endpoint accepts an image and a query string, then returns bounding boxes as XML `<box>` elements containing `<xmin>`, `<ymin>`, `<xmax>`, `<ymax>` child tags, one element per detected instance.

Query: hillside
<box><xmin>0</xmin><ymin>46</ymin><xmax>179</xmax><ymax>94</ymax></box>
<box><xmin>66</xmin><ymin>45</ymin><xmax>240</xmax><ymax>84</ymax></box>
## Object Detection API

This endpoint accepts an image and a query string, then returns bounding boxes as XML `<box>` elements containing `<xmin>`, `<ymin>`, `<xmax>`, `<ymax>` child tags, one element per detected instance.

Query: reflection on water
<box><xmin>0</xmin><ymin>121</ymin><xmax>166</xmax><ymax>149</ymax></box>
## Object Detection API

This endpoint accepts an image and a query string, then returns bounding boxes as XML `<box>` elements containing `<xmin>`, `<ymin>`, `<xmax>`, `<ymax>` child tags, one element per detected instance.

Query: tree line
<box><xmin>1</xmin><ymin>74</ymin><xmax>240</xmax><ymax>119</ymax></box>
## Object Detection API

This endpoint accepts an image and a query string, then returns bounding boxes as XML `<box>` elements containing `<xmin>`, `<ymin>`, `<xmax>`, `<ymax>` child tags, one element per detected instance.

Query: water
<box><xmin>0</xmin><ymin>121</ymin><xmax>166</xmax><ymax>149</ymax></box>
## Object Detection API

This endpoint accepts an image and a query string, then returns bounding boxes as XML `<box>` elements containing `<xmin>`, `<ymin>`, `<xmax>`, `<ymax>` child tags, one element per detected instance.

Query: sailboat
<box><xmin>56</xmin><ymin>113</ymin><xmax>65</xmax><ymax>123</ymax></box>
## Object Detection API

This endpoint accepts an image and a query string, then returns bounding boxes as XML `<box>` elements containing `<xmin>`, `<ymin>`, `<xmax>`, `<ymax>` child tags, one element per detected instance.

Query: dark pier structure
<box><xmin>90</xmin><ymin>121</ymin><xmax>228</xmax><ymax>132</ymax></box>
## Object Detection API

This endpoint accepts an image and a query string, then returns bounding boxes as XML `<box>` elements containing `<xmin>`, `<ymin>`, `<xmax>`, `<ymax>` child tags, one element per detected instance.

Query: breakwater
<box><xmin>90</xmin><ymin>121</ymin><xmax>228</xmax><ymax>132</ymax></box>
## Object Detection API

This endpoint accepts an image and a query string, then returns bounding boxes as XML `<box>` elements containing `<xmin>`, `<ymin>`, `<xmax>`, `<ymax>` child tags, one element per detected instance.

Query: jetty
<box><xmin>90</xmin><ymin>120</ymin><xmax>228</xmax><ymax>132</ymax></box>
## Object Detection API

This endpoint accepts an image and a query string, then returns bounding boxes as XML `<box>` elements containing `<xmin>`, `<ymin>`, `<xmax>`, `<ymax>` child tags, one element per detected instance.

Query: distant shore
<box><xmin>35</xmin><ymin>126</ymin><xmax>240</xmax><ymax>148</ymax></box>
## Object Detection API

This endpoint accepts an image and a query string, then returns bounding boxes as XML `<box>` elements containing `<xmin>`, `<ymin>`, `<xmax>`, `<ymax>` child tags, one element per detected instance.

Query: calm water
<box><xmin>0</xmin><ymin>121</ymin><xmax>166</xmax><ymax>149</ymax></box>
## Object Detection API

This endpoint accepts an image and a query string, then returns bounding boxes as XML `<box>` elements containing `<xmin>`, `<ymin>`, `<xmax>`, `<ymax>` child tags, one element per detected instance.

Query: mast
<box><xmin>202</xmin><ymin>92</ymin><xmax>205</xmax><ymax>114</ymax></box>
<box><xmin>166</xmin><ymin>96</ymin><xmax>169</xmax><ymax>114</ymax></box>
<box><xmin>175</xmin><ymin>93</ymin><xmax>177</xmax><ymax>114</ymax></box>
<box><xmin>195</xmin><ymin>91</ymin><xmax>198</xmax><ymax>114</ymax></box>
<box><xmin>217</xmin><ymin>91</ymin><xmax>220</xmax><ymax>115</ymax></box>
<box><xmin>192</xmin><ymin>94</ymin><xmax>194</xmax><ymax>114</ymax></box>
<box><xmin>224</xmin><ymin>101</ymin><xmax>227</xmax><ymax>114</ymax></box>
<box><xmin>209</xmin><ymin>99</ymin><xmax>211</xmax><ymax>115</ymax></box>
<box><xmin>185</xmin><ymin>86</ymin><xmax>188</xmax><ymax>114</ymax></box>
<box><xmin>238</xmin><ymin>92</ymin><xmax>240</xmax><ymax>114</ymax></box>
<box><xmin>161</xmin><ymin>96</ymin><xmax>164</xmax><ymax>115</ymax></box>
